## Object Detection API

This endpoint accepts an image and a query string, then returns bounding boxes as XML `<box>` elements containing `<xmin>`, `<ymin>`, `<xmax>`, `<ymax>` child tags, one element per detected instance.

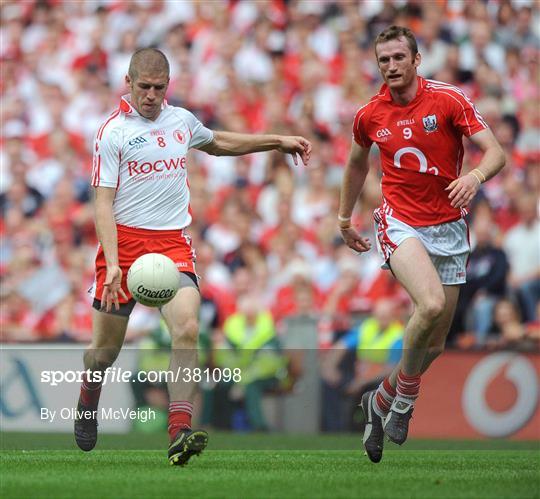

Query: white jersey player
<box><xmin>75</xmin><ymin>48</ymin><xmax>312</xmax><ymax>466</ymax></box>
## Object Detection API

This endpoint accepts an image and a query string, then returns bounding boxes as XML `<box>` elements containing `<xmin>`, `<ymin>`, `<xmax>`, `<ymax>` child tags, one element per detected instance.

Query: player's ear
<box><xmin>414</xmin><ymin>52</ymin><xmax>421</xmax><ymax>69</ymax></box>
<box><xmin>125</xmin><ymin>75</ymin><xmax>132</xmax><ymax>88</ymax></box>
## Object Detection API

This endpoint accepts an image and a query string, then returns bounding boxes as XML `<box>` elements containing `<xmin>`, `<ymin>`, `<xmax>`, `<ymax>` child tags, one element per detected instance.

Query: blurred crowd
<box><xmin>1</xmin><ymin>0</ymin><xmax>539</xmax><ymax>352</ymax></box>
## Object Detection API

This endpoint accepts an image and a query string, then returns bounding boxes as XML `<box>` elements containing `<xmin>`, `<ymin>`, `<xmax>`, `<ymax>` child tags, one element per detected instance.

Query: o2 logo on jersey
<box><xmin>394</xmin><ymin>147</ymin><xmax>440</xmax><ymax>176</ymax></box>
<box><xmin>173</xmin><ymin>130</ymin><xmax>185</xmax><ymax>144</ymax></box>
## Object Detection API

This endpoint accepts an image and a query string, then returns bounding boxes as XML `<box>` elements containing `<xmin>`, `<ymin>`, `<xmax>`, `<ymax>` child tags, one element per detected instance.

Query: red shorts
<box><xmin>92</xmin><ymin>224</ymin><xmax>196</xmax><ymax>304</ymax></box>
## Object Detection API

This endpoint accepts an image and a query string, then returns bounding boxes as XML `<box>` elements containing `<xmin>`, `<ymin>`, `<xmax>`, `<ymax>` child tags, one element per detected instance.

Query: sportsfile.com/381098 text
<box><xmin>40</xmin><ymin>367</ymin><xmax>242</xmax><ymax>386</ymax></box>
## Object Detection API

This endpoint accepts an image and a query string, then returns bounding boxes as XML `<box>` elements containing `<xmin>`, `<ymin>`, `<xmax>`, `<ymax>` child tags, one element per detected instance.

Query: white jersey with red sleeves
<box><xmin>352</xmin><ymin>77</ymin><xmax>488</xmax><ymax>227</ymax></box>
<box><xmin>91</xmin><ymin>95</ymin><xmax>213</xmax><ymax>230</ymax></box>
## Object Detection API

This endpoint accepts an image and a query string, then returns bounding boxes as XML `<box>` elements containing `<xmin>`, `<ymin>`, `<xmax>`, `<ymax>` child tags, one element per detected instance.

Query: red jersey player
<box><xmin>338</xmin><ymin>26</ymin><xmax>505</xmax><ymax>463</ymax></box>
<box><xmin>74</xmin><ymin>48</ymin><xmax>311</xmax><ymax>466</ymax></box>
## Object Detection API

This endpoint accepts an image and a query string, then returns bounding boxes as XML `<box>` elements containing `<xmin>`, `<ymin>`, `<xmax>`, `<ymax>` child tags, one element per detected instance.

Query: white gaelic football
<box><xmin>127</xmin><ymin>253</ymin><xmax>180</xmax><ymax>307</ymax></box>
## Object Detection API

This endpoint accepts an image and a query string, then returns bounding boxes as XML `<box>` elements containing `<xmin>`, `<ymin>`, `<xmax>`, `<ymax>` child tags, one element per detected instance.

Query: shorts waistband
<box><xmin>116</xmin><ymin>224</ymin><xmax>186</xmax><ymax>239</ymax></box>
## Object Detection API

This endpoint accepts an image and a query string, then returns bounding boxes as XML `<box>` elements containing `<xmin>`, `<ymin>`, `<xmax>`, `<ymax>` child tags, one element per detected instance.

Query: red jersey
<box><xmin>353</xmin><ymin>77</ymin><xmax>488</xmax><ymax>226</ymax></box>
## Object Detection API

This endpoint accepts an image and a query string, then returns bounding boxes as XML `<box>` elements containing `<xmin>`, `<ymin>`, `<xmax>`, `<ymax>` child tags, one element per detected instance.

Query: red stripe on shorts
<box><xmin>376</xmin><ymin>210</ymin><xmax>398</xmax><ymax>261</ymax></box>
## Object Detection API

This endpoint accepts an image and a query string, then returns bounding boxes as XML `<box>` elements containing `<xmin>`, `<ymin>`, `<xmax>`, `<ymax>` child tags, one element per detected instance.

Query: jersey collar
<box><xmin>377</xmin><ymin>76</ymin><xmax>426</xmax><ymax>104</ymax></box>
<box><xmin>119</xmin><ymin>95</ymin><xmax>136</xmax><ymax>114</ymax></box>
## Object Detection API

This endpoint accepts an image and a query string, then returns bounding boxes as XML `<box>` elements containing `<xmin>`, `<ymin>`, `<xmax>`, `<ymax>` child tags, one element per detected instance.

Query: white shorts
<box><xmin>373</xmin><ymin>212</ymin><xmax>470</xmax><ymax>285</ymax></box>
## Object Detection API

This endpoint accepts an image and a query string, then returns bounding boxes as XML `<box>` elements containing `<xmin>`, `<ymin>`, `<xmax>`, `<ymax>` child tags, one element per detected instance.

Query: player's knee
<box><xmin>85</xmin><ymin>348</ymin><xmax>119</xmax><ymax>371</ymax></box>
<box><xmin>170</xmin><ymin>318</ymin><xmax>199</xmax><ymax>346</ymax></box>
<box><xmin>418</xmin><ymin>295</ymin><xmax>446</xmax><ymax>322</ymax></box>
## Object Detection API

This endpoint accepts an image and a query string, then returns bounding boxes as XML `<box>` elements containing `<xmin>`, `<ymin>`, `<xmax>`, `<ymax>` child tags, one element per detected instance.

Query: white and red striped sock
<box><xmin>373</xmin><ymin>377</ymin><xmax>396</xmax><ymax>418</ymax></box>
<box><xmin>168</xmin><ymin>401</ymin><xmax>193</xmax><ymax>441</ymax></box>
<box><xmin>395</xmin><ymin>370</ymin><xmax>421</xmax><ymax>404</ymax></box>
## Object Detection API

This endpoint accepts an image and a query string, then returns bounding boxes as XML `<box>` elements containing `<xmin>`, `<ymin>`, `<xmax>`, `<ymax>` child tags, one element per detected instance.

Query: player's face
<box><xmin>376</xmin><ymin>37</ymin><xmax>420</xmax><ymax>91</ymax></box>
<box><xmin>126</xmin><ymin>72</ymin><xmax>169</xmax><ymax>120</ymax></box>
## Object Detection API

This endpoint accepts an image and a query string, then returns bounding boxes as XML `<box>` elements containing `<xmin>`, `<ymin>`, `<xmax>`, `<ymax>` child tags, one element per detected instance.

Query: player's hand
<box><xmin>278</xmin><ymin>136</ymin><xmax>312</xmax><ymax>166</ymax></box>
<box><xmin>340</xmin><ymin>226</ymin><xmax>372</xmax><ymax>253</ymax></box>
<box><xmin>445</xmin><ymin>174</ymin><xmax>481</xmax><ymax>208</ymax></box>
<box><xmin>101</xmin><ymin>265</ymin><xmax>128</xmax><ymax>313</ymax></box>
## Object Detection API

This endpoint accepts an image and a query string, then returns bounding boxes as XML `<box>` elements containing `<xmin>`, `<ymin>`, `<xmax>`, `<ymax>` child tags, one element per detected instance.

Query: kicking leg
<box><xmin>161</xmin><ymin>282</ymin><xmax>208</xmax><ymax>466</ymax></box>
<box><xmin>75</xmin><ymin>309</ymin><xmax>129</xmax><ymax>451</ymax></box>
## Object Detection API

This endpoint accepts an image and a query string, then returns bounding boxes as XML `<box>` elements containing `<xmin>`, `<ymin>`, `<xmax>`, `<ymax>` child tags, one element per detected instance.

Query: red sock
<box><xmin>79</xmin><ymin>372</ymin><xmax>102</xmax><ymax>408</ymax></box>
<box><xmin>396</xmin><ymin>370</ymin><xmax>421</xmax><ymax>402</ymax></box>
<box><xmin>168</xmin><ymin>401</ymin><xmax>193</xmax><ymax>441</ymax></box>
<box><xmin>374</xmin><ymin>377</ymin><xmax>396</xmax><ymax>417</ymax></box>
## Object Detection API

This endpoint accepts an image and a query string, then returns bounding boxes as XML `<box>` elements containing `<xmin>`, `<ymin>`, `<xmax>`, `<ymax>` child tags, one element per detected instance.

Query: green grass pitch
<box><xmin>1</xmin><ymin>433</ymin><xmax>539</xmax><ymax>499</ymax></box>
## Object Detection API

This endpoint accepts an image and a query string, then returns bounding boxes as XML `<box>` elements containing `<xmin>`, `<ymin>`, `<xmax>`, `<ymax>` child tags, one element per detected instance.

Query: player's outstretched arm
<box><xmin>197</xmin><ymin>131</ymin><xmax>312</xmax><ymax>166</ymax></box>
<box><xmin>94</xmin><ymin>186</ymin><xmax>128</xmax><ymax>312</ymax></box>
<box><xmin>446</xmin><ymin>129</ymin><xmax>506</xmax><ymax>208</ymax></box>
<box><xmin>338</xmin><ymin>141</ymin><xmax>372</xmax><ymax>253</ymax></box>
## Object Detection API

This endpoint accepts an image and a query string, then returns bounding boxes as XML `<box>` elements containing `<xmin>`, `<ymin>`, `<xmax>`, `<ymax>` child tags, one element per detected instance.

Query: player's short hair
<box><xmin>128</xmin><ymin>48</ymin><xmax>170</xmax><ymax>80</ymax></box>
<box><xmin>374</xmin><ymin>25</ymin><xmax>418</xmax><ymax>58</ymax></box>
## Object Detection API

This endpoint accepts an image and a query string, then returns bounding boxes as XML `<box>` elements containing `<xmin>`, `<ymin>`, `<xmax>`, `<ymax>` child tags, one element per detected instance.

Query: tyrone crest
<box><xmin>173</xmin><ymin>130</ymin><xmax>185</xmax><ymax>144</ymax></box>
<box><xmin>423</xmin><ymin>114</ymin><xmax>438</xmax><ymax>133</ymax></box>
